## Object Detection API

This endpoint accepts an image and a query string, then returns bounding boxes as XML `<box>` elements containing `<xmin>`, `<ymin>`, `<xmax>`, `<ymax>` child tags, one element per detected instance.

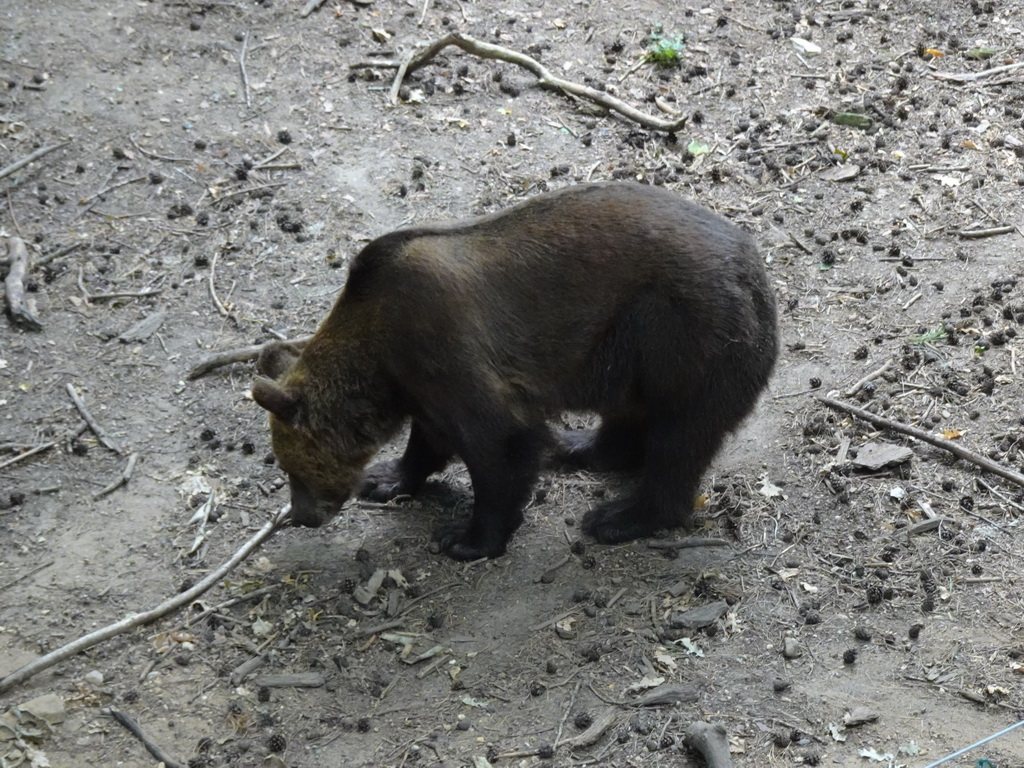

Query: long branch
<box><xmin>401</xmin><ymin>33</ymin><xmax>689</xmax><ymax>133</ymax></box>
<box><xmin>187</xmin><ymin>335</ymin><xmax>314</xmax><ymax>380</ymax></box>
<box><xmin>0</xmin><ymin>505</ymin><xmax>290</xmax><ymax>695</ymax></box>
<box><xmin>818</xmin><ymin>396</ymin><xmax>1024</xmax><ymax>488</ymax></box>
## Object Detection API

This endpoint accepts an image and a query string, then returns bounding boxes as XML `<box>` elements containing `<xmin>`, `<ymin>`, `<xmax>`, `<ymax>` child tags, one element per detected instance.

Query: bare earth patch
<box><xmin>3</xmin><ymin>1</ymin><xmax>1024</xmax><ymax>766</ymax></box>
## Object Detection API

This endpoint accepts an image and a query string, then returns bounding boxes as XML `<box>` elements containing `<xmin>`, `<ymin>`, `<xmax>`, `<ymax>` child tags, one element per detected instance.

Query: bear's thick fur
<box><xmin>253</xmin><ymin>182</ymin><xmax>778</xmax><ymax>560</ymax></box>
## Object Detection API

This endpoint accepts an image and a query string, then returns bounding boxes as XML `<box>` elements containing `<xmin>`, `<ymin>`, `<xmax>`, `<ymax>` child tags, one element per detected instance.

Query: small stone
<box><xmin>84</xmin><ymin>670</ymin><xmax>104</xmax><ymax>686</ymax></box>
<box><xmin>782</xmin><ymin>638</ymin><xmax>803</xmax><ymax>659</ymax></box>
<box><xmin>851</xmin><ymin>442</ymin><xmax>913</xmax><ymax>471</ymax></box>
<box><xmin>668</xmin><ymin>600</ymin><xmax>729</xmax><ymax>630</ymax></box>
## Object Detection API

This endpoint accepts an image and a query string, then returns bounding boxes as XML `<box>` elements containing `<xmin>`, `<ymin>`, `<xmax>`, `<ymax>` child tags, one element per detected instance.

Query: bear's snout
<box><xmin>285</xmin><ymin>475</ymin><xmax>344</xmax><ymax>528</ymax></box>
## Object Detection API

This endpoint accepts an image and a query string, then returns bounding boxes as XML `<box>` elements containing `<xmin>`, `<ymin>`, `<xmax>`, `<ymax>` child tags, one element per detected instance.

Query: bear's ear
<box><xmin>257</xmin><ymin>340</ymin><xmax>306</xmax><ymax>380</ymax></box>
<box><xmin>252</xmin><ymin>377</ymin><xmax>300</xmax><ymax>423</ymax></box>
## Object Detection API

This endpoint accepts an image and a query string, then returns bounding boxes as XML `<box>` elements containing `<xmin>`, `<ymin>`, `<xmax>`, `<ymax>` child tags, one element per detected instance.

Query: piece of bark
<box><xmin>843</xmin><ymin>706</ymin><xmax>880</xmax><ymax>727</ymax></box>
<box><xmin>559</xmin><ymin>707</ymin><xmax>616</xmax><ymax>748</ymax></box>
<box><xmin>118</xmin><ymin>311</ymin><xmax>166</xmax><ymax>343</ymax></box>
<box><xmin>907</xmin><ymin>517</ymin><xmax>955</xmax><ymax>535</ymax></box>
<box><xmin>253</xmin><ymin>672</ymin><xmax>326</xmax><ymax>688</ymax></box>
<box><xmin>648</xmin><ymin>537</ymin><xmax>730</xmax><ymax>551</ymax></box>
<box><xmin>3</xmin><ymin>236</ymin><xmax>43</xmax><ymax>330</ymax></box>
<box><xmin>230</xmin><ymin>654</ymin><xmax>267</xmax><ymax>686</ymax></box>
<box><xmin>850</xmin><ymin>442</ymin><xmax>913</xmax><ymax>471</ymax></box>
<box><xmin>633</xmin><ymin>683</ymin><xmax>700</xmax><ymax>707</ymax></box>
<box><xmin>668</xmin><ymin>600</ymin><xmax>729</xmax><ymax>630</ymax></box>
<box><xmin>685</xmin><ymin>721</ymin><xmax>734</xmax><ymax>768</ymax></box>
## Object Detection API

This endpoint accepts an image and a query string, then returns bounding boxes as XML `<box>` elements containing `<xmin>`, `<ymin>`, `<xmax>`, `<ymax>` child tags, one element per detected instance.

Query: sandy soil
<box><xmin>3</xmin><ymin>1</ymin><xmax>1024</xmax><ymax>766</ymax></box>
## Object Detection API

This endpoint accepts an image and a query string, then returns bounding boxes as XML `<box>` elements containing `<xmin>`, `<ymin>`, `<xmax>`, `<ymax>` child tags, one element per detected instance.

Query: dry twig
<box><xmin>553</xmin><ymin>679</ymin><xmax>583</xmax><ymax>750</ymax></box>
<box><xmin>78</xmin><ymin>174</ymin><xmax>147</xmax><ymax>206</ymax></box>
<box><xmin>109</xmin><ymin>709</ymin><xmax>186</xmax><ymax>768</ymax></box>
<box><xmin>818</xmin><ymin>396</ymin><xmax>1024</xmax><ymax>489</ymax></box>
<box><xmin>210</xmin><ymin>180</ymin><xmax>286</xmax><ymax>206</ymax></box>
<box><xmin>128</xmin><ymin>134</ymin><xmax>188</xmax><ymax>162</ymax></box>
<box><xmin>93</xmin><ymin>452</ymin><xmax>140</xmax><ymax>499</ymax></box>
<box><xmin>239</xmin><ymin>30</ymin><xmax>252</xmax><ymax>108</ymax></box>
<box><xmin>0</xmin><ymin>560</ymin><xmax>54</xmax><ymax>593</ymax></box>
<box><xmin>399</xmin><ymin>32</ymin><xmax>689</xmax><ymax>133</ymax></box>
<box><xmin>208</xmin><ymin>247</ymin><xmax>232</xmax><ymax>317</ymax></box>
<box><xmin>188</xmin><ymin>335</ymin><xmax>313</xmax><ymax>379</ymax></box>
<box><xmin>930</xmin><ymin>61</ymin><xmax>1024</xmax><ymax>83</ymax></box>
<box><xmin>0</xmin><ymin>424</ymin><xmax>87</xmax><ymax>471</ymax></box>
<box><xmin>185</xmin><ymin>583</ymin><xmax>281</xmax><ymax>627</ymax></box>
<box><xmin>957</xmin><ymin>225</ymin><xmax>1016</xmax><ymax>239</ymax></box>
<box><xmin>0</xmin><ymin>140</ymin><xmax>70</xmax><ymax>182</ymax></box>
<box><xmin>648</xmin><ymin>537</ymin><xmax>730</xmax><ymax>551</ymax></box>
<box><xmin>66</xmin><ymin>383</ymin><xmax>123</xmax><ymax>454</ymax></box>
<box><xmin>0</xmin><ymin>505</ymin><xmax>290</xmax><ymax>695</ymax></box>
<box><xmin>845</xmin><ymin>360</ymin><xmax>892</xmax><ymax>397</ymax></box>
<box><xmin>0</xmin><ymin>241</ymin><xmax>80</xmax><ymax>269</ymax></box>
<box><xmin>3</xmin><ymin>235</ymin><xmax>43</xmax><ymax>330</ymax></box>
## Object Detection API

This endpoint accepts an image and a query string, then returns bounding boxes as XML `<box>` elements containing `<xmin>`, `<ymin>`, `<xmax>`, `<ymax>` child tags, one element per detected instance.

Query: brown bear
<box><xmin>252</xmin><ymin>182</ymin><xmax>778</xmax><ymax>560</ymax></box>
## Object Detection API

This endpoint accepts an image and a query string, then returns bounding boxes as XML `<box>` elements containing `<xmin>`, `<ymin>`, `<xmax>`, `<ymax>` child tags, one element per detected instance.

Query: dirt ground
<box><xmin>3</xmin><ymin>0</ymin><xmax>1024</xmax><ymax>766</ymax></box>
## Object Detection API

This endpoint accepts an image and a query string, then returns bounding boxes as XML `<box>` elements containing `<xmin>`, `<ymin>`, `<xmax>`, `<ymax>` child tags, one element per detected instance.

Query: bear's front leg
<box><xmin>360</xmin><ymin>421</ymin><xmax>452</xmax><ymax>501</ymax></box>
<box><xmin>434</xmin><ymin>427</ymin><xmax>546</xmax><ymax>560</ymax></box>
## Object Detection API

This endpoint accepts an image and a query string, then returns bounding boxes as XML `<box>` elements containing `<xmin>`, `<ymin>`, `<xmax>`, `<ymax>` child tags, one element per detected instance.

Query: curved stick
<box><xmin>188</xmin><ymin>335</ymin><xmax>313</xmax><ymax>380</ymax></box>
<box><xmin>402</xmin><ymin>33</ymin><xmax>689</xmax><ymax>133</ymax></box>
<box><xmin>0</xmin><ymin>506</ymin><xmax>290</xmax><ymax>695</ymax></box>
<box><xmin>818</xmin><ymin>396</ymin><xmax>1024</xmax><ymax>489</ymax></box>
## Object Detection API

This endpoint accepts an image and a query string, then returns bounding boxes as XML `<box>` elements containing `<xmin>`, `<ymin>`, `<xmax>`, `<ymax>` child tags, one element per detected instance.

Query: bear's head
<box><xmin>252</xmin><ymin>341</ymin><xmax>379</xmax><ymax>528</ymax></box>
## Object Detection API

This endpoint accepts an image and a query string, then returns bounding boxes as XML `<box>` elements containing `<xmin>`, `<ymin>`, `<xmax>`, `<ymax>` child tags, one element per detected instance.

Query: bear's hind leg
<box><xmin>360</xmin><ymin>420</ymin><xmax>452</xmax><ymax>502</ymax></box>
<box><xmin>582</xmin><ymin>410</ymin><xmax>723</xmax><ymax>544</ymax></box>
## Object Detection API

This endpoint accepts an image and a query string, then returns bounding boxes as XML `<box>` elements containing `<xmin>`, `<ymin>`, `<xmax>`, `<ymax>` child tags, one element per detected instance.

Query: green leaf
<box><xmin>687</xmin><ymin>140</ymin><xmax>710</xmax><ymax>156</ymax></box>
<box><xmin>645</xmin><ymin>28</ymin><xmax>685</xmax><ymax>67</ymax></box>
<box><xmin>832</xmin><ymin>112</ymin><xmax>872</xmax><ymax>129</ymax></box>
<box><xmin>964</xmin><ymin>47</ymin><xmax>997</xmax><ymax>60</ymax></box>
<box><xmin>909</xmin><ymin>325</ymin><xmax>947</xmax><ymax>345</ymax></box>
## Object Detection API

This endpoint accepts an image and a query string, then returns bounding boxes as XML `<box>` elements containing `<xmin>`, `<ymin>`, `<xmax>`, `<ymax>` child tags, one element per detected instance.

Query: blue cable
<box><xmin>919</xmin><ymin>718</ymin><xmax>1024</xmax><ymax>768</ymax></box>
